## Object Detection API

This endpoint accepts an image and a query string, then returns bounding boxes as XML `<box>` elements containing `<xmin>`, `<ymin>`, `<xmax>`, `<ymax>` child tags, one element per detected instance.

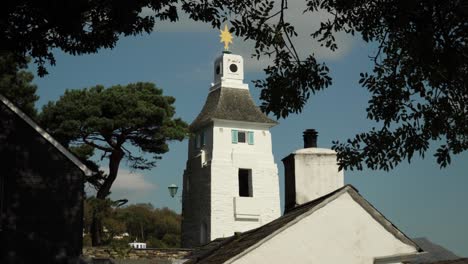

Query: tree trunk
<box><xmin>90</xmin><ymin>210</ymin><xmax>102</xmax><ymax>246</ymax></box>
<box><xmin>140</xmin><ymin>222</ymin><xmax>144</xmax><ymax>241</ymax></box>
<box><xmin>97</xmin><ymin>149</ymin><xmax>124</xmax><ymax>199</ymax></box>
<box><xmin>91</xmin><ymin>149</ymin><xmax>124</xmax><ymax>246</ymax></box>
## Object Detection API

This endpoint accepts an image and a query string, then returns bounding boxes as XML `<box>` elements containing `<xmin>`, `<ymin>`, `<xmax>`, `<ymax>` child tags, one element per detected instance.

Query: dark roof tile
<box><xmin>409</xmin><ymin>237</ymin><xmax>460</xmax><ymax>263</ymax></box>
<box><xmin>421</xmin><ymin>259</ymin><xmax>468</xmax><ymax>264</ymax></box>
<box><xmin>190</xmin><ymin>88</ymin><xmax>277</xmax><ymax>131</ymax></box>
<box><xmin>186</xmin><ymin>185</ymin><xmax>421</xmax><ymax>264</ymax></box>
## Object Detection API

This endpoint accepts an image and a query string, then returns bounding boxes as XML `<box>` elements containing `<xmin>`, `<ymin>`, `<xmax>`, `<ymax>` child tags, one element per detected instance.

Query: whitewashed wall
<box><xmin>292</xmin><ymin>148</ymin><xmax>344</xmax><ymax>204</ymax></box>
<box><xmin>210</xmin><ymin>120</ymin><xmax>280</xmax><ymax>240</ymax></box>
<box><xmin>182</xmin><ymin>120</ymin><xmax>281</xmax><ymax>246</ymax></box>
<box><xmin>230</xmin><ymin>192</ymin><xmax>418</xmax><ymax>264</ymax></box>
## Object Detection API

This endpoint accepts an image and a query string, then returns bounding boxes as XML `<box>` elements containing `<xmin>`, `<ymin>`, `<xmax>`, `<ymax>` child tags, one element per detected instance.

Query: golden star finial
<box><xmin>220</xmin><ymin>25</ymin><xmax>233</xmax><ymax>51</ymax></box>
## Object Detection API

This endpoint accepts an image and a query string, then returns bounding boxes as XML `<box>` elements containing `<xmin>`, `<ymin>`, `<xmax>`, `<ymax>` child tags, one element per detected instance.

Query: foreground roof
<box><xmin>0</xmin><ymin>94</ymin><xmax>94</xmax><ymax>177</ymax></box>
<box><xmin>421</xmin><ymin>259</ymin><xmax>468</xmax><ymax>264</ymax></box>
<box><xmin>190</xmin><ymin>87</ymin><xmax>277</xmax><ymax>130</ymax></box>
<box><xmin>186</xmin><ymin>185</ymin><xmax>421</xmax><ymax>264</ymax></box>
<box><xmin>409</xmin><ymin>238</ymin><xmax>461</xmax><ymax>264</ymax></box>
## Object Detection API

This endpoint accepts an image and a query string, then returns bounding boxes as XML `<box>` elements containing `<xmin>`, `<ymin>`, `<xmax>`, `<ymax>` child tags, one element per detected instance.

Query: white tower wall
<box><xmin>209</xmin><ymin>122</ymin><xmax>280</xmax><ymax>240</ymax></box>
<box><xmin>182</xmin><ymin>52</ymin><xmax>280</xmax><ymax>247</ymax></box>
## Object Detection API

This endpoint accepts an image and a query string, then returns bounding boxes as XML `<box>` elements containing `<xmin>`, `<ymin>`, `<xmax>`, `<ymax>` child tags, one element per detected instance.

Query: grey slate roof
<box><xmin>190</xmin><ymin>87</ymin><xmax>277</xmax><ymax>131</ymax></box>
<box><xmin>409</xmin><ymin>238</ymin><xmax>460</xmax><ymax>263</ymax></box>
<box><xmin>419</xmin><ymin>259</ymin><xmax>468</xmax><ymax>264</ymax></box>
<box><xmin>186</xmin><ymin>185</ymin><xmax>421</xmax><ymax>264</ymax></box>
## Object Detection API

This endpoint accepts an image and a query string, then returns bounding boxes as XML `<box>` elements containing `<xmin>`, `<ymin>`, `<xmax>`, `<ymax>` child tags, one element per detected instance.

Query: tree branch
<box><xmin>82</xmin><ymin>136</ymin><xmax>114</xmax><ymax>152</ymax></box>
<box><xmin>279</xmin><ymin>0</ymin><xmax>300</xmax><ymax>63</ymax></box>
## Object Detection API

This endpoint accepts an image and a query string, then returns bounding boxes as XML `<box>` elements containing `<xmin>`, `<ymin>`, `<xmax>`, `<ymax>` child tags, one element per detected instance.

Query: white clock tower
<box><xmin>181</xmin><ymin>29</ymin><xmax>281</xmax><ymax>248</ymax></box>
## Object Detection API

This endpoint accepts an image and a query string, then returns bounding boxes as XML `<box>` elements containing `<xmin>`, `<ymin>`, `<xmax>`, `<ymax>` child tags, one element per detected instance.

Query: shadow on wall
<box><xmin>0</xmin><ymin>103</ymin><xmax>84</xmax><ymax>263</ymax></box>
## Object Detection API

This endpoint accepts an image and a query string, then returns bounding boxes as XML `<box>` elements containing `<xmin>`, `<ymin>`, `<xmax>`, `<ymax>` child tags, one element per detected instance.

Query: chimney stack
<box><xmin>282</xmin><ymin>129</ymin><xmax>344</xmax><ymax>213</ymax></box>
<box><xmin>303</xmin><ymin>129</ymin><xmax>318</xmax><ymax>148</ymax></box>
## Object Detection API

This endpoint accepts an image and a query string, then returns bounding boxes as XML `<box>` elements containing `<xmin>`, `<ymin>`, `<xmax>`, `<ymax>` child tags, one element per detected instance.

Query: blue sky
<box><xmin>29</xmin><ymin>6</ymin><xmax>467</xmax><ymax>257</ymax></box>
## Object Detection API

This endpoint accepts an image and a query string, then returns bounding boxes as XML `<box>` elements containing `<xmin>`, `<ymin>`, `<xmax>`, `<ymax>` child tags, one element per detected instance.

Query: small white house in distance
<box><xmin>129</xmin><ymin>242</ymin><xmax>147</xmax><ymax>249</ymax></box>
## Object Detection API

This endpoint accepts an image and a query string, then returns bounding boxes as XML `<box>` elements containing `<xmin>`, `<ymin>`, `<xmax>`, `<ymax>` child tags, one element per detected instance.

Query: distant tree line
<box><xmin>83</xmin><ymin>198</ymin><xmax>181</xmax><ymax>248</ymax></box>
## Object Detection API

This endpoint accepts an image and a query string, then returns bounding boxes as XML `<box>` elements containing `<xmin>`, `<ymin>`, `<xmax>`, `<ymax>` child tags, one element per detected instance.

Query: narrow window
<box><xmin>238</xmin><ymin>169</ymin><xmax>252</xmax><ymax>197</ymax></box>
<box><xmin>200</xmin><ymin>222</ymin><xmax>208</xmax><ymax>245</ymax></box>
<box><xmin>194</xmin><ymin>134</ymin><xmax>199</xmax><ymax>149</ymax></box>
<box><xmin>238</xmin><ymin>131</ymin><xmax>246</xmax><ymax>143</ymax></box>
<box><xmin>194</xmin><ymin>130</ymin><xmax>205</xmax><ymax>149</ymax></box>
<box><xmin>199</xmin><ymin>130</ymin><xmax>205</xmax><ymax>147</ymax></box>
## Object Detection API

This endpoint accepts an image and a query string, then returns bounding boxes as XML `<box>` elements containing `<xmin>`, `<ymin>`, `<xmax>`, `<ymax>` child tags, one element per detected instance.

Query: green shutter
<box><xmin>247</xmin><ymin>131</ymin><xmax>254</xmax><ymax>145</ymax></box>
<box><xmin>232</xmin><ymin>130</ymin><xmax>238</xmax><ymax>144</ymax></box>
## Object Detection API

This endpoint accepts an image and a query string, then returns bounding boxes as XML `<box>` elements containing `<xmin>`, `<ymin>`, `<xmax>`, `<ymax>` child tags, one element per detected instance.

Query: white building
<box><xmin>183</xmin><ymin>132</ymin><xmax>425</xmax><ymax>264</ymax></box>
<box><xmin>129</xmin><ymin>242</ymin><xmax>147</xmax><ymax>249</ymax></box>
<box><xmin>175</xmin><ymin>30</ymin><xmax>466</xmax><ymax>264</ymax></box>
<box><xmin>181</xmin><ymin>51</ymin><xmax>281</xmax><ymax>247</ymax></box>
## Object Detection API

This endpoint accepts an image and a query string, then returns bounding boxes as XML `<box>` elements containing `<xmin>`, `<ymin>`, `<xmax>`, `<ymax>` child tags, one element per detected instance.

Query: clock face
<box><xmin>229</xmin><ymin>64</ymin><xmax>238</xmax><ymax>73</ymax></box>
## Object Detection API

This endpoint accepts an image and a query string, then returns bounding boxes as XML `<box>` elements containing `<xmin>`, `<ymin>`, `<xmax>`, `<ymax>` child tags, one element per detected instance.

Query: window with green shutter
<box><xmin>232</xmin><ymin>130</ymin><xmax>254</xmax><ymax>145</ymax></box>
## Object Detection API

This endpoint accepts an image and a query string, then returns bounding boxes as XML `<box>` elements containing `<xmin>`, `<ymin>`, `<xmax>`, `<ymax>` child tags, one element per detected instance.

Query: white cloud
<box><xmin>110</xmin><ymin>168</ymin><xmax>157</xmax><ymax>191</ymax></box>
<box><xmin>145</xmin><ymin>1</ymin><xmax>357</xmax><ymax>68</ymax></box>
<box><xmin>282</xmin><ymin>2</ymin><xmax>356</xmax><ymax>61</ymax></box>
<box><xmin>84</xmin><ymin>168</ymin><xmax>157</xmax><ymax>202</ymax></box>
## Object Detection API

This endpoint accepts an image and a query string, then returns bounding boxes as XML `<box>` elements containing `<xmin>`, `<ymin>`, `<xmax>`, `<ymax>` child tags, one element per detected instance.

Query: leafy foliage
<box><xmin>40</xmin><ymin>82</ymin><xmax>188</xmax><ymax>193</ymax></box>
<box><xmin>83</xmin><ymin>199</ymin><xmax>181</xmax><ymax>248</ymax></box>
<box><xmin>1</xmin><ymin>0</ymin><xmax>179</xmax><ymax>76</ymax></box>
<box><xmin>0</xmin><ymin>52</ymin><xmax>39</xmax><ymax>117</ymax></box>
<box><xmin>184</xmin><ymin>0</ymin><xmax>467</xmax><ymax>170</ymax></box>
<box><xmin>4</xmin><ymin>0</ymin><xmax>466</xmax><ymax>170</ymax></box>
<box><xmin>116</xmin><ymin>204</ymin><xmax>181</xmax><ymax>248</ymax></box>
<box><xmin>305</xmin><ymin>0</ymin><xmax>467</xmax><ymax>170</ymax></box>
<box><xmin>40</xmin><ymin>82</ymin><xmax>188</xmax><ymax>245</ymax></box>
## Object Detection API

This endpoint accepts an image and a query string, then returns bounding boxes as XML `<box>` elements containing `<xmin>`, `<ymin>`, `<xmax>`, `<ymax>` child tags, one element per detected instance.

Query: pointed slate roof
<box><xmin>0</xmin><ymin>94</ymin><xmax>94</xmax><ymax>177</ymax></box>
<box><xmin>190</xmin><ymin>87</ymin><xmax>277</xmax><ymax>131</ymax></box>
<box><xmin>186</xmin><ymin>185</ymin><xmax>422</xmax><ymax>264</ymax></box>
